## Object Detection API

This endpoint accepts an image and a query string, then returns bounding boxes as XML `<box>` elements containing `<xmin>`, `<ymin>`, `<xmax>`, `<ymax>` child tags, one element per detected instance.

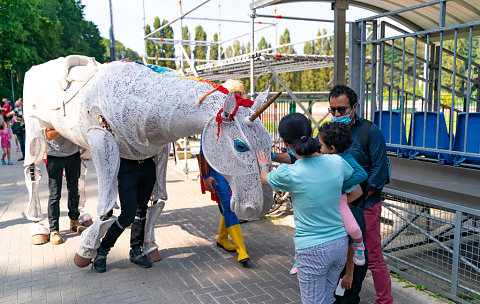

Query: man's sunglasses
<box><xmin>329</xmin><ymin>106</ymin><xmax>351</xmax><ymax>115</ymax></box>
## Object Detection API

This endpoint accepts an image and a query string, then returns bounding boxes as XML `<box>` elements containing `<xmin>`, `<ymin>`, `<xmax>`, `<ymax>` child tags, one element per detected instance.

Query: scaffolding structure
<box><xmin>142</xmin><ymin>0</ymin><xmax>343</xmax><ymax>177</ymax></box>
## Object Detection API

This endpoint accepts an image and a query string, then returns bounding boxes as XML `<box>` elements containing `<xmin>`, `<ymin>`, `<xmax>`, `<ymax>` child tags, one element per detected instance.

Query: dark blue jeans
<box><xmin>100</xmin><ymin>157</ymin><xmax>156</xmax><ymax>251</ymax></box>
<box><xmin>47</xmin><ymin>152</ymin><xmax>81</xmax><ymax>231</ymax></box>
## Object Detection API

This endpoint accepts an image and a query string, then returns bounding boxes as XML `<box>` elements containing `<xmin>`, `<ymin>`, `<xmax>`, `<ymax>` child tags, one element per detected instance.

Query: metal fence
<box><xmin>354</xmin><ymin>1</ymin><xmax>480</xmax><ymax>168</ymax></box>
<box><xmin>382</xmin><ymin>188</ymin><xmax>480</xmax><ymax>303</ymax></box>
<box><xmin>351</xmin><ymin>2</ymin><xmax>480</xmax><ymax>303</ymax></box>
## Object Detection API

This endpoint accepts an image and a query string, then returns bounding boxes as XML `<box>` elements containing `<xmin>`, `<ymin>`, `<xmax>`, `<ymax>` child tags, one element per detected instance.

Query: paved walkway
<box><xmin>0</xmin><ymin>149</ymin><xmax>450</xmax><ymax>303</ymax></box>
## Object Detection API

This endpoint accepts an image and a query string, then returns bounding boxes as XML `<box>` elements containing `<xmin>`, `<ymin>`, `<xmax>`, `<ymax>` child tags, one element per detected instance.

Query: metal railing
<box><xmin>382</xmin><ymin>189</ymin><xmax>480</xmax><ymax>303</ymax></box>
<box><xmin>355</xmin><ymin>12</ymin><xmax>480</xmax><ymax>168</ymax></box>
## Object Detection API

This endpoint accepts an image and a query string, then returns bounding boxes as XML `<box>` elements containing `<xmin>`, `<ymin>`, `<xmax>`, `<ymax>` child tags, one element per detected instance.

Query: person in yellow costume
<box><xmin>197</xmin><ymin>79</ymin><xmax>249</xmax><ymax>265</ymax></box>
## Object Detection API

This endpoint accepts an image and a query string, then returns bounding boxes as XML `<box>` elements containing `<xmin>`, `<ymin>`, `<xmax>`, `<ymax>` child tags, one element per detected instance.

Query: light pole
<box><xmin>10</xmin><ymin>70</ymin><xmax>15</xmax><ymax>102</ymax></box>
<box><xmin>109</xmin><ymin>0</ymin><xmax>117</xmax><ymax>61</ymax></box>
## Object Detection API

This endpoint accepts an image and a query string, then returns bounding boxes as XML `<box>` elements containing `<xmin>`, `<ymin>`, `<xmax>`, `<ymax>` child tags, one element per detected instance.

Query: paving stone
<box><xmin>0</xmin><ymin>158</ymin><xmax>451</xmax><ymax>304</ymax></box>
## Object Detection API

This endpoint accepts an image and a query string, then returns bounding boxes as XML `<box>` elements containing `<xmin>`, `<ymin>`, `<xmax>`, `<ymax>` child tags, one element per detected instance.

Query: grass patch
<box><xmin>268</xmin><ymin>216</ymin><xmax>280</xmax><ymax>222</ymax></box>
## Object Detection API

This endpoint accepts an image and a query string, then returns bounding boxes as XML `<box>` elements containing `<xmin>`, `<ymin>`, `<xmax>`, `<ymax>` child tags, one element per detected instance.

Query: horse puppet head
<box><xmin>202</xmin><ymin>90</ymin><xmax>274</xmax><ymax>220</ymax></box>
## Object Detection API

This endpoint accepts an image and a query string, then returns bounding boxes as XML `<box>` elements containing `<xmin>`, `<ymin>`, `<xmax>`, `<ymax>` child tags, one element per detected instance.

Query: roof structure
<box><xmin>184</xmin><ymin>53</ymin><xmax>348</xmax><ymax>82</ymax></box>
<box><xmin>250</xmin><ymin>0</ymin><xmax>480</xmax><ymax>33</ymax></box>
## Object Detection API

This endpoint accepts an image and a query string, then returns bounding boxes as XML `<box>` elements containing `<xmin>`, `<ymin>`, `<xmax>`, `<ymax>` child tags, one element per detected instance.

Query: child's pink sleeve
<box><xmin>339</xmin><ymin>193</ymin><xmax>362</xmax><ymax>240</ymax></box>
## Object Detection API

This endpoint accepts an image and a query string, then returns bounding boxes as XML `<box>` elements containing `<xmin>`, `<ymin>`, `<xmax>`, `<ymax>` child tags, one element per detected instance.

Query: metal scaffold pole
<box><xmin>108</xmin><ymin>0</ymin><xmax>116</xmax><ymax>61</ymax></box>
<box><xmin>250</xmin><ymin>9</ymin><xmax>256</xmax><ymax>98</ymax></box>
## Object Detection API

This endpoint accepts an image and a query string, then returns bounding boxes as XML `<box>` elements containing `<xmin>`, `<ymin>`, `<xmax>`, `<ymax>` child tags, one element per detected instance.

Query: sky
<box><xmin>81</xmin><ymin>0</ymin><xmax>397</xmax><ymax>57</ymax></box>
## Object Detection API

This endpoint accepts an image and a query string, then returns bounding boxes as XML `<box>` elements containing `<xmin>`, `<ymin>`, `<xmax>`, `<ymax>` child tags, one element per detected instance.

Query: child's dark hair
<box><xmin>0</xmin><ymin>121</ymin><xmax>4</xmax><ymax>130</ymax></box>
<box><xmin>317</xmin><ymin>121</ymin><xmax>353</xmax><ymax>153</ymax></box>
<box><xmin>278</xmin><ymin>113</ymin><xmax>318</xmax><ymax>156</ymax></box>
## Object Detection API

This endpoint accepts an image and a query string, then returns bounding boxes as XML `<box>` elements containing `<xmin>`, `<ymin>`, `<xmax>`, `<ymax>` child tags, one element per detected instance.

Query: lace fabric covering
<box><xmin>29</xmin><ymin>222</ymin><xmax>49</xmax><ymax>236</ymax></box>
<box><xmin>78</xmin><ymin>159</ymin><xmax>87</xmax><ymax>210</ymax></box>
<box><xmin>76</xmin><ymin>217</ymin><xmax>116</xmax><ymax>259</ymax></box>
<box><xmin>25</xmin><ymin>166</ymin><xmax>43</xmax><ymax>221</ymax></box>
<box><xmin>78</xmin><ymin>213</ymin><xmax>92</xmax><ymax>223</ymax></box>
<box><xmin>86</xmin><ymin>127</ymin><xmax>120</xmax><ymax>217</ymax></box>
<box><xmin>82</xmin><ymin>61</ymin><xmax>227</xmax><ymax>159</ymax></box>
<box><xmin>24</xmin><ymin>57</ymin><xmax>275</xmax><ymax>248</ymax></box>
<box><xmin>202</xmin><ymin>105</ymin><xmax>273</xmax><ymax>219</ymax></box>
<box><xmin>143</xmin><ymin>200</ymin><xmax>165</xmax><ymax>255</ymax></box>
<box><xmin>151</xmin><ymin>145</ymin><xmax>170</xmax><ymax>201</ymax></box>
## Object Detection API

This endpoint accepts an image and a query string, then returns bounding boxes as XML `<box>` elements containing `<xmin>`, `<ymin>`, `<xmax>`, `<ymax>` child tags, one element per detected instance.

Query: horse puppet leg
<box><xmin>142</xmin><ymin>145</ymin><xmax>170</xmax><ymax>261</ymax></box>
<box><xmin>74</xmin><ymin>127</ymin><xmax>119</xmax><ymax>267</ymax></box>
<box><xmin>24</xmin><ymin>116</ymin><xmax>49</xmax><ymax>244</ymax></box>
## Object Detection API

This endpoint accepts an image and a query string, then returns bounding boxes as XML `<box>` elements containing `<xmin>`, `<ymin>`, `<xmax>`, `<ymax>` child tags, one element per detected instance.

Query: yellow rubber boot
<box><xmin>216</xmin><ymin>216</ymin><xmax>236</xmax><ymax>252</ymax></box>
<box><xmin>227</xmin><ymin>224</ymin><xmax>250</xmax><ymax>264</ymax></box>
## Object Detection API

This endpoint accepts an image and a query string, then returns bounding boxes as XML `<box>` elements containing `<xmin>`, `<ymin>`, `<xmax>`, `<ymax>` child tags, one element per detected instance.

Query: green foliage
<box><xmin>182</xmin><ymin>26</ymin><xmax>191</xmax><ymax>68</ymax></box>
<box><xmin>194</xmin><ymin>25</ymin><xmax>207</xmax><ymax>62</ymax></box>
<box><xmin>458</xmin><ymin>293</ymin><xmax>480</xmax><ymax>301</ymax></box>
<box><xmin>225</xmin><ymin>46</ymin><xmax>233</xmax><ymax>58</ymax></box>
<box><xmin>147</xmin><ymin>18</ymin><xmax>175</xmax><ymax>68</ymax></box>
<box><xmin>391</xmin><ymin>273</ymin><xmax>408</xmax><ymax>283</ymax></box>
<box><xmin>101</xmin><ymin>38</ymin><xmax>141</xmax><ymax>62</ymax></box>
<box><xmin>144</xmin><ymin>25</ymin><xmax>155</xmax><ymax>64</ymax></box>
<box><xmin>209</xmin><ymin>32</ymin><xmax>220</xmax><ymax>61</ymax></box>
<box><xmin>0</xmin><ymin>0</ymin><xmax>106</xmax><ymax>99</ymax></box>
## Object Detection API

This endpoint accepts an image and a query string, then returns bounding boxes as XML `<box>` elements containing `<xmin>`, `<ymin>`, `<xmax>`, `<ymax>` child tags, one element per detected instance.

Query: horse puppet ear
<box><xmin>222</xmin><ymin>91</ymin><xmax>237</xmax><ymax>120</ymax></box>
<box><xmin>251</xmin><ymin>86</ymin><xmax>271</xmax><ymax>112</ymax></box>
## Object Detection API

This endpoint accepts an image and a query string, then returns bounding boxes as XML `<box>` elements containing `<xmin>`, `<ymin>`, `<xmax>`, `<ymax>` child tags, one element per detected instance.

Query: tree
<box><xmin>194</xmin><ymin>25</ymin><xmax>207</xmax><ymax>63</ymax></box>
<box><xmin>225</xmin><ymin>46</ymin><xmax>233</xmax><ymax>58</ymax></box>
<box><xmin>278</xmin><ymin>29</ymin><xmax>300</xmax><ymax>91</ymax></box>
<box><xmin>279</xmin><ymin>28</ymin><xmax>295</xmax><ymax>54</ymax></box>
<box><xmin>257</xmin><ymin>37</ymin><xmax>271</xmax><ymax>52</ymax></box>
<box><xmin>182</xmin><ymin>26</ymin><xmax>192</xmax><ymax>67</ymax></box>
<box><xmin>101</xmin><ymin>38</ymin><xmax>141</xmax><ymax>62</ymax></box>
<box><xmin>256</xmin><ymin>37</ymin><xmax>272</xmax><ymax>91</ymax></box>
<box><xmin>144</xmin><ymin>25</ymin><xmax>156</xmax><ymax>64</ymax></box>
<box><xmin>152</xmin><ymin>18</ymin><xmax>175</xmax><ymax>68</ymax></box>
<box><xmin>210</xmin><ymin>32</ymin><xmax>219</xmax><ymax>61</ymax></box>
<box><xmin>0</xmin><ymin>0</ymin><xmax>105</xmax><ymax>99</ymax></box>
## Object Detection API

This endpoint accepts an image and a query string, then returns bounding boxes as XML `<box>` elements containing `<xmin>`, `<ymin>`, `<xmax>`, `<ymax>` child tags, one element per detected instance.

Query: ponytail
<box><xmin>293</xmin><ymin>136</ymin><xmax>319</xmax><ymax>156</ymax></box>
<box><xmin>278</xmin><ymin>113</ymin><xmax>318</xmax><ymax>156</ymax></box>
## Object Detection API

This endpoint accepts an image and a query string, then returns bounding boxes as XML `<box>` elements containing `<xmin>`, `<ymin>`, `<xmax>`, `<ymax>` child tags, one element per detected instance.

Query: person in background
<box><xmin>328</xmin><ymin>85</ymin><xmax>392</xmax><ymax>304</ymax></box>
<box><xmin>197</xmin><ymin>79</ymin><xmax>250</xmax><ymax>265</ymax></box>
<box><xmin>258</xmin><ymin>113</ymin><xmax>352</xmax><ymax>303</ymax></box>
<box><xmin>1</xmin><ymin>98</ymin><xmax>12</xmax><ymax>127</ymax></box>
<box><xmin>44</xmin><ymin>128</ymin><xmax>85</xmax><ymax>245</ymax></box>
<box><xmin>0</xmin><ymin>121</ymin><xmax>12</xmax><ymax>165</ymax></box>
<box><xmin>7</xmin><ymin>98</ymin><xmax>25</xmax><ymax>161</ymax></box>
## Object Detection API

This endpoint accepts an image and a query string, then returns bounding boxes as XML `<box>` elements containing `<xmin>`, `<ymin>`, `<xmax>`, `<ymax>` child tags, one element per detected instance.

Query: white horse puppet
<box><xmin>22</xmin><ymin>55</ymin><xmax>274</xmax><ymax>263</ymax></box>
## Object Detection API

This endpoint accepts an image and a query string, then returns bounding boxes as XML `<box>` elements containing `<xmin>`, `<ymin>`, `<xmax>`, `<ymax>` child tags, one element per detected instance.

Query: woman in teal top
<box><xmin>258</xmin><ymin>113</ymin><xmax>353</xmax><ymax>304</ymax></box>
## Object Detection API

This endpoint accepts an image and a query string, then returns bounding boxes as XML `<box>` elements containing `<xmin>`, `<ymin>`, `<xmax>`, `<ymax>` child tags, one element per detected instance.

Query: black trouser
<box><xmin>15</xmin><ymin>129</ymin><xmax>25</xmax><ymax>157</ymax></box>
<box><xmin>47</xmin><ymin>152</ymin><xmax>81</xmax><ymax>231</ymax></box>
<box><xmin>334</xmin><ymin>263</ymin><xmax>368</xmax><ymax>304</ymax></box>
<box><xmin>100</xmin><ymin>157</ymin><xmax>156</xmax><ymax>251</ymax></box>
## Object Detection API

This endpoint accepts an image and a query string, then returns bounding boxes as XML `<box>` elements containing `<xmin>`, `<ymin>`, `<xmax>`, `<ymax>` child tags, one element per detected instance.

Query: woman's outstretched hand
<box><xmin>257</xmin><ymin>150</ymin><xmax>271</xmax><ymax>186</ymax></box>
<box><xmin>257</xmin><ymin>150</ymin><xmax>271</xmax><ymax>168</ymax></box>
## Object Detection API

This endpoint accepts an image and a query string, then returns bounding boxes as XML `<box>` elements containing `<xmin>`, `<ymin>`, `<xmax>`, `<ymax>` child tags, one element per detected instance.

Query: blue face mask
<box><xmin>331</xmin><ymin>113</ymin><xmax>351</xmax><ymax>124</ymax></box>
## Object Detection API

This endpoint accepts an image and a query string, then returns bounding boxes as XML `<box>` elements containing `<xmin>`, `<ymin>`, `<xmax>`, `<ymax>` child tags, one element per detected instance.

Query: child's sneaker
<box><xmin>7</xmin><ymin>162</ymin><xmax>13</xmax><ymax>165</ymax></box>
<box><xmin>15</xmin><ymin>147</ymin><xmax>19</xmax><ymax>152</ymax></box>
<box><xmin>290</xmin><ymin>258</ymin><xmax>297</xmax><ymax>275</ymax></box>
<box><xmin>1</xmin><ymin>159</ymin><xmax>6</xmax><ymax>165</ymax></box>
<box><xmin>353</xmin><ymin>244</ymin><xmax>366</xmax><ymax>266</ymax></box>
